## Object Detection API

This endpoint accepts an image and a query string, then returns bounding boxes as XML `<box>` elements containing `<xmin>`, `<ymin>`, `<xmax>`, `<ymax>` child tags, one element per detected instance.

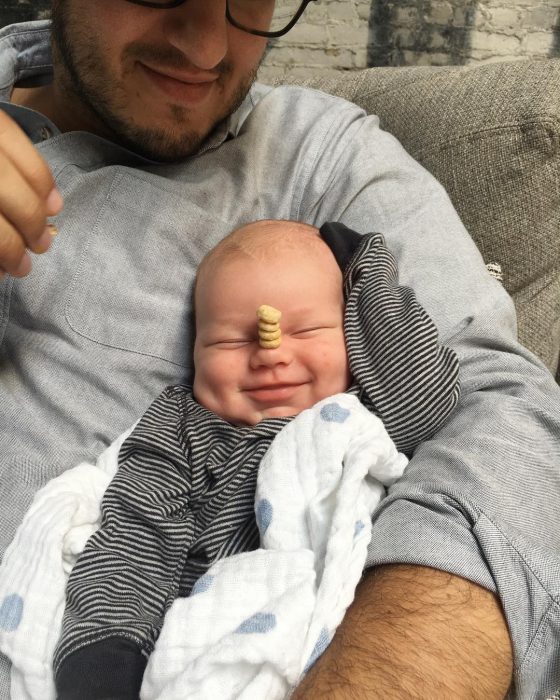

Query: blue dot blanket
<box><xmin>0</xmin><ymin>394</ymin><xmax>406</xmax><ymax>699</ymax></box>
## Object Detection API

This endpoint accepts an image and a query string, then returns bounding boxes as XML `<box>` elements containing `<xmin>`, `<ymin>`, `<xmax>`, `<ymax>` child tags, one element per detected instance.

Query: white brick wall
<box><xmin>259</xmin><ymin>0</ymin><xmax>370</xmax><ymax>80</ymax></box>
<box><xmin>258</xmin><ymin>0</ymin><xmax>560</xmax><ymax>80</ymax></box>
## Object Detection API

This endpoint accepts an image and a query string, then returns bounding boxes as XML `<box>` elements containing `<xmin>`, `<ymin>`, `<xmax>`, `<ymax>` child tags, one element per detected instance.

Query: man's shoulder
<box><xmin>230</xmin><ymin>81</ymin><xmax>367</xmax><ymax>139</ymax></box>
<box><xmin>252</xmin><ymin>80</ymin><xmax>364</xmax><ymax>115</ymax></box>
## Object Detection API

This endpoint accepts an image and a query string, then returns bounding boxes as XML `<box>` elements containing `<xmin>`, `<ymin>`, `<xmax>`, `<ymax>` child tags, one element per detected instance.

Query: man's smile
<box><xmin>138</xmin><ymin>61</ymin><xmax>218</xmax><ymax>104</ymax></box>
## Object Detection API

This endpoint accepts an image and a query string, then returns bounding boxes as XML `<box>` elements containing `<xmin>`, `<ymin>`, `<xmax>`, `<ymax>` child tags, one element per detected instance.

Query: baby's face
<box><xmin>193</xmin><ymin>248</ymin><xmax>350</xmax><ymax>425</ymax></box>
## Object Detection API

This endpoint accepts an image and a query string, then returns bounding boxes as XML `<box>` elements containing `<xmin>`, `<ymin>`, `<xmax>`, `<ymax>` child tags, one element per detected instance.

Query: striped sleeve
<box><xmin>321</xmin><ymin>223</ymin><xmax>460</xmax><ymax>455</ymax></box>
<box><xmin>53</xmin><ymin>387</ymin><xmax>284</xmax><ymax>699</ymax></box>
<box><xmin>53</xmin><ymin>389</ymin><xmax>194</xmax><ymax>693</ymax></box>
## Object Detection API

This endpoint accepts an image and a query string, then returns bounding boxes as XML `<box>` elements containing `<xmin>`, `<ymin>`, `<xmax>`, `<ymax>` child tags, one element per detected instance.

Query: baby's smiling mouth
<box><xmin>244</xmin><ymin>382</ymin><xmax>308</xmax><ymax>402</ymax></box>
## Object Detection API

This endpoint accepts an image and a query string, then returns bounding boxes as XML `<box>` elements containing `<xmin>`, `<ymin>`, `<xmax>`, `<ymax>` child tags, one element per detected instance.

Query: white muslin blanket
<box><xmin>0</xmin><ymin>394</ymin><xmax>407</xmax><ymax>699</ymax></box>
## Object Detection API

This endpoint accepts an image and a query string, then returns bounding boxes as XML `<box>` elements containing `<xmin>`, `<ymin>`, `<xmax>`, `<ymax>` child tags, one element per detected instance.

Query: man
<box><xmin>0</xmin><ymin>0</ymin><xmax>558</xmax><ymax>697</ymax></box>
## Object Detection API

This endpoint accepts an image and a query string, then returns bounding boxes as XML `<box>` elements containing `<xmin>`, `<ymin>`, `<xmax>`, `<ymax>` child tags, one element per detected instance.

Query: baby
<box><xmin>0</xmin><ymin>219</ymin><xmax>460</xmax><ymax>699</ymax></box>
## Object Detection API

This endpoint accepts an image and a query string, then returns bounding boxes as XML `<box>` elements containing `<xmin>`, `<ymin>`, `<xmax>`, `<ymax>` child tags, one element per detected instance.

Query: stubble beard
<box><xmin>50</xmin><ymin>0</ymin><xmax>259</xmax><ymax>161</ymax></box>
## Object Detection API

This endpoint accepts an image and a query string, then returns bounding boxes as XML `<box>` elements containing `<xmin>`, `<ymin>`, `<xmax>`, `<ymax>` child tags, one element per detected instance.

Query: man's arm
<box><xmin>293</xmin><ymin>564</ymin><xmax>513</xmax><ymax>699</ymax></box>
<box><xmin>287</xmin><ymin>93</ymin><xmax>560</xmax><ymax>695</ymax></box>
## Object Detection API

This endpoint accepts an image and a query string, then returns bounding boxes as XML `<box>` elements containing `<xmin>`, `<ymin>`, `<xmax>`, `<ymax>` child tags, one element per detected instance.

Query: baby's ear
<box><xmin>319</xmin><ymin>222</ymin><xmax>363</xmax><ymax>271</ymax></box>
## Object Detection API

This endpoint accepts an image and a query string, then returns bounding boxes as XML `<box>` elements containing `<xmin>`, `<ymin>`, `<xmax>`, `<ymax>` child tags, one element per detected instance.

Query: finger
<box><xmin>0</xmin><ymin>215</ymin><xmax>33</xmax><ymax>277</ymax></box>
<box><xmin>0</xmin><ymin>150</ymin><xmax>55</xmax><ymax>253</ymax></box>
<box><xmin>0</xmin><ymin>110</ymin><xmax>62</xmax><ymax>214</ymax></box>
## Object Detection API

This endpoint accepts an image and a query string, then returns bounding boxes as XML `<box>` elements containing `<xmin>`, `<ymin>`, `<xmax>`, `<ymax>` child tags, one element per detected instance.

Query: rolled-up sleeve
<box><xmin>365</xmin><ymin>315</ymin><xmax>560</xmax><ymax>699</ymax></box>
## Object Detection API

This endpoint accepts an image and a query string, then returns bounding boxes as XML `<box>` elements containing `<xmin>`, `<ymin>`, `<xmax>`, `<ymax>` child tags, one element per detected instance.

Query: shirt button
<box><xmin>40</xmin><ymin>126</ymin><xmax>52</xmax><ymax>140</ymax></box>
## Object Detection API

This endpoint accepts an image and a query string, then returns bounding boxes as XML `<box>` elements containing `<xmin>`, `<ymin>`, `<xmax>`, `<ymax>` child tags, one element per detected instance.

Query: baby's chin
<box><xmin>234</xmin><ymin>404</ymin><xmax>301</xmax><ymax>426</ymax></box>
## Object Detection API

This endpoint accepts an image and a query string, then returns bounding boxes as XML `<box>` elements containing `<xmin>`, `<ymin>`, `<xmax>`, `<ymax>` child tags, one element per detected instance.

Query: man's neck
<box><xmin>10</xmin><ymin>82</ymin><xmax>109</xmax><ymax>136</ymax></box>
<box><xmin>11</xmin><ymin>84</ymin><xmax>53</xmax><ymax>117</ymax></box>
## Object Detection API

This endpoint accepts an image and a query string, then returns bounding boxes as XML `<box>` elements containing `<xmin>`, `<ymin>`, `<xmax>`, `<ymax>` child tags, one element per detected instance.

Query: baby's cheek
<box><xmin>315</xmin><ymin>346</ymin><xmax>350</xmax><ymax>393</ymax></box>
<box><xmin>193</xmin><ymin>357</ymin><xmax>226</xmax><ymax>404</ymax></box>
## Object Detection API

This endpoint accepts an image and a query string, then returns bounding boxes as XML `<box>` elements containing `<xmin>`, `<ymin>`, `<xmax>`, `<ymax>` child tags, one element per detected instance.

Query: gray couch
<box><xmin>284</xmin><ymin>60</ymin><xmax>560</xmax><ymax>382</ymax></box>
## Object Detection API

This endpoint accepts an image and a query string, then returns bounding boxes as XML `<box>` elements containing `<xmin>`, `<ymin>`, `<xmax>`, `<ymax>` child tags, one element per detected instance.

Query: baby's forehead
<box><xmin>198</xmin><ymin>221</ymin><xmax>330</xmax><ymax>276</ymax></box>
<box><xmin>194</xmin><ymin>221</ymin><xmax>344</xmax><ymax>319</ymax></box>
<box><xmin>228</xmin><ymin>221</ymin><xmax>324</xmax><ymax>258</ymax></box>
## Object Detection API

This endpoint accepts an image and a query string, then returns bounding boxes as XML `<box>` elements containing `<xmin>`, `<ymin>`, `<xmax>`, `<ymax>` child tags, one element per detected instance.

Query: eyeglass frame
<box><xmin>122</xmin><ymin>0</ymin><xmax>317</xmax><ymax>38</ymax></box>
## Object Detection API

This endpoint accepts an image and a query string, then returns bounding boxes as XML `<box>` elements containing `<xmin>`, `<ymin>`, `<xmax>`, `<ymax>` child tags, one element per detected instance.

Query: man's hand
<box><xmin>0</xmin><ymin>110</ymin><xmax>62</xmax><ymax>278</ymax></box>
<box><xmin>293</xmin><ymin>564</ymin><xmax>513</xmax><ymax>699</ymax></box>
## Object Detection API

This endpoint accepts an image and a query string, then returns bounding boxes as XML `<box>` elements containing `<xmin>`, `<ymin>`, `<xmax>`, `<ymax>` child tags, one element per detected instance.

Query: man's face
<box><xmin>51</xmin><ymin>0</ymin><xmax>269</xmax><ymax>160</ymax></box>
<box><xmin>193</xmin><ymin>242</ymin><xmax>351</xmax><ymax>426</ymax></box>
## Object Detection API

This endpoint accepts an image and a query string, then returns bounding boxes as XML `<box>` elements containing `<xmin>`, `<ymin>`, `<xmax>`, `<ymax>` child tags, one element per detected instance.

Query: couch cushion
<box><xmin>279</xmin><ymin>61</ymin><xmax>560</xmax><ymax>377</ymax></box>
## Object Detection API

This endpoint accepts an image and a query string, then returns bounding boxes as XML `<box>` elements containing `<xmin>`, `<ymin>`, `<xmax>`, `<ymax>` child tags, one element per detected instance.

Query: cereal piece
<box><xmin>258</xmin><ymin>320</ymin><xmax>279</xmax><ymax>331</ymax></box>
<box><xmin>257</xmin><ymin>305</ymin><xmax>282</xmax><ymax>324</ymax></box>
<box><xmin>260</xmin><ymin>338</ymin><xmax>281</xmax><ymax>349</ymax></box>
<box><xmin>257</xmin><ymin>305</ymin><xmax>282</xmax><ymax>348</ymax></box>
<box><xmin>259</xmin><ymin>328</ymin><xmax>281</xmax><ymax>341</ymax></box>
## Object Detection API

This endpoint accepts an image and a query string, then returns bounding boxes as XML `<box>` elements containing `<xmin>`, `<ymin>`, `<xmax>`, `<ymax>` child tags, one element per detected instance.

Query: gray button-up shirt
<box><xmin>1</xmin><ymin>20</ymin><xmax>560</xmax><ymax>700</ymax></box>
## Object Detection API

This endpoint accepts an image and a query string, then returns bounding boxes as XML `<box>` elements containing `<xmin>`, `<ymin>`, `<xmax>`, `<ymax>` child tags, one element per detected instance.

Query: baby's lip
<box><xmin>243</xmin><ymin>382</ymin><xmax>309</xmax><ymax>403</ymax></box>
<box><xmin>244</xmin><ymin>382</ymin><xmax>305</xmax><ymax>391</ymax></box>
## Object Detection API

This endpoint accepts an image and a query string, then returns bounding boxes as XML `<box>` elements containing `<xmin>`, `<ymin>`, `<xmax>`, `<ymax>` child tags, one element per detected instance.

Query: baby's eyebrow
<box><xmin>200</xmin><ymin>324</ymin><xmax>256</xmax><ymax>342</ymax></box>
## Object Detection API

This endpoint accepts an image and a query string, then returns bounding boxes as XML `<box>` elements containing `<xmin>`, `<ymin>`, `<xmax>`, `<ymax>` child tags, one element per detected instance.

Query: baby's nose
<box><xmin>249</xmin><ymin>342</ymin><xmax>293</xmax><ymax>369</ymax></box>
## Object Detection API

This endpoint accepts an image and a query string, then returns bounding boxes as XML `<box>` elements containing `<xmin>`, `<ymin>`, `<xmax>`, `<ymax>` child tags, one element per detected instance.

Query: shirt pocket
<box><xmin>65</xmin><ymin>170</ymin><xmax>231</xmax><ymax>367</ymax></box>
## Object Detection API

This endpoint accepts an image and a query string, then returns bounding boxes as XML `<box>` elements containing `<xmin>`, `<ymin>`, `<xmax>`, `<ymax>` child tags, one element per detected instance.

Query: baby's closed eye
<box><xmin>211</xmin><ymin>338</ymin><xmax>254</xmax><ymax>348</ymax></box>
<box><xmin>291</xmin><ymin>326</ymin><xmax>335</xmax><ymax>339</ymax></box>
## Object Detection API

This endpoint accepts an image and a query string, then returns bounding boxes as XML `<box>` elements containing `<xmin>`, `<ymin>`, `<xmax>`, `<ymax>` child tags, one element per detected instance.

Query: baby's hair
<box><xmin>198</xmin><ymin>220</ymin><xmax>322</xmax><ymax>275</ymax></box>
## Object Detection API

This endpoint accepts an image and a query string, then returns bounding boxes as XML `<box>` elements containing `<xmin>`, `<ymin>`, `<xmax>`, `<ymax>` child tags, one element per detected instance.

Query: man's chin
<box><xmin>104</xmin><ymin>118</ymin><xmax>217</xmax><ymax>162</ymax></box>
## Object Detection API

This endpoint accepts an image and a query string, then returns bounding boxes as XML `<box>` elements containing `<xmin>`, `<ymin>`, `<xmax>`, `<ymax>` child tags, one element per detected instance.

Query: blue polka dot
<box><xmin>320</xmin><ymin>403</ymin><xmax>351</xmax><ymax>424</ymax></box>
<box><xmin>303</xmin><ymin>628</ymin><xmax>330</xmax><ymax>673</ymax></box>
<box><xmin>0</xmin><ymin>594</ymin><xmax>24</xmax><ymax>631</ymax></box>
<box><xmin>235</xmin><ymin>612</ymin><xmax>276</xmax><ymax>634</ymax></box>
<box><xmin>256</xmin><ymin>499</ymin><xmax>273</xmax><ymax>536</ymax></box>
<box><xmin>191</xmin><ymin>575</ymin><xmax>214</xmax><ymax>596</ymax></box>
<box><xmin>354</xmin><ymin>520</ymin><xmax>365</xmax><ymax>537</ymax></box>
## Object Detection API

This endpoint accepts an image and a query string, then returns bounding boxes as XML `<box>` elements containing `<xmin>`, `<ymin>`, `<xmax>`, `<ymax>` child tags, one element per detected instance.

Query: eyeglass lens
<box><xmin>129</xmin><ymin>0</ymin><xmax>307</xmax><ymax>36</ymax></box>
<box><xmin>229</xmin><ymin>0</ymin><xmax>303</xmax><ymax>34</ymax></box>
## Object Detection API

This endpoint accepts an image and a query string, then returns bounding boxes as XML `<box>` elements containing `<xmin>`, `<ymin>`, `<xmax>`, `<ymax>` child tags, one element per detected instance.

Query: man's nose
<box><xmin>162</xmin><ymin>0</ymin><xmax>229</xmax><ymax>70</ymax></box>
<box><xmin>249</xmin><ymin>342</ymin><xmax>294</xmax><ymax>370</ymax></box>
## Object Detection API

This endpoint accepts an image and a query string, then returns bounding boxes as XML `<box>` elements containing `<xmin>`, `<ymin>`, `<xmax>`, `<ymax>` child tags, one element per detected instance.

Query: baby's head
<box><xmin>193</xmin><ymin>220</ymin><xmax>351</xmax><ymax>425</ymax></box>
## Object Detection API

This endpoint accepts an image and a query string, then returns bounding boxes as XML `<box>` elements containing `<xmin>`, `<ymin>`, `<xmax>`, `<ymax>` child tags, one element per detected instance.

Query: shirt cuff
<box><xmin>55</xmin><ymin>637</ymin><xmax>147</xmax><ymax>700</ymax></box>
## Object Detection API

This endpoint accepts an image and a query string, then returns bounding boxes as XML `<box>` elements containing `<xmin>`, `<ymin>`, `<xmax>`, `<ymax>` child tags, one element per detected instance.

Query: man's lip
<box><xmin>138</xmin><ymin>62</ymin><xmax>218</xmax><ymax>102</ymax></box>
<box><xmin>139</xmin><ymin>61</ymin><xmax>219</xmax><ymax>84</ymax></box>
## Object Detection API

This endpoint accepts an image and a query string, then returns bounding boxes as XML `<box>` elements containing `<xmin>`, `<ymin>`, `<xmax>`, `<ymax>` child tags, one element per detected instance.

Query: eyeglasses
<box><xmin>123</xmin><ymin>0</ymin><xmax>317</xmax><ymax>38</ymax></box>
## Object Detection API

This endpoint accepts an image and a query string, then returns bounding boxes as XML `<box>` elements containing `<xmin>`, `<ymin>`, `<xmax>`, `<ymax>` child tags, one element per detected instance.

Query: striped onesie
<box><xmin>54</xmin><ymin>223</ymin><xmax>460</xmax><ymax>698</ymax></box>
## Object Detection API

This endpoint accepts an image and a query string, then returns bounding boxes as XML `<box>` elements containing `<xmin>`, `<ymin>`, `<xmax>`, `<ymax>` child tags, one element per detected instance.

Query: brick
<box><xmin>326</xmin><ymin>2</ymin><xmax>360</xmax><ymax>23</ymax></box>
<box><xmin>394</xmin><ymin>7</ymin><xmax>419</xmax><ymax>25</ymax></box>
<box><xmin>525</xmin><ymin>6</ymin><xmax>559</xmax><ymax>30</ymax></box>
<box><xmin>302</xmin><ymin>3</ymin><xmax>328</xmax><ymax>22</ymax></box>
<box><xmin>328</xmin><ymin>24</ymin><xmax>369</xmax><ymax>46</ymax></box>
<box><xmin>429</xmin><ymin>3</ymin><xmax>455</xmax><ymax>26</ymax></box>
<box><xmin>525</xmin><ymin>30</ymin><xmax>556</xmax><ymax>54</ymax></box>
<box><xmin>281</xmin><ymin>22</ymin><xmax>327</xmax><ymax>45</ymax></box>
<box><xmin>469</xmin><ymin>30</ymin><xmax>522</xmax><ymax>52</ymax></box>
<box><xmin>481</xmin><ymin>7</ymin><xmax>522</xmax><ymax>30</ymax></box>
